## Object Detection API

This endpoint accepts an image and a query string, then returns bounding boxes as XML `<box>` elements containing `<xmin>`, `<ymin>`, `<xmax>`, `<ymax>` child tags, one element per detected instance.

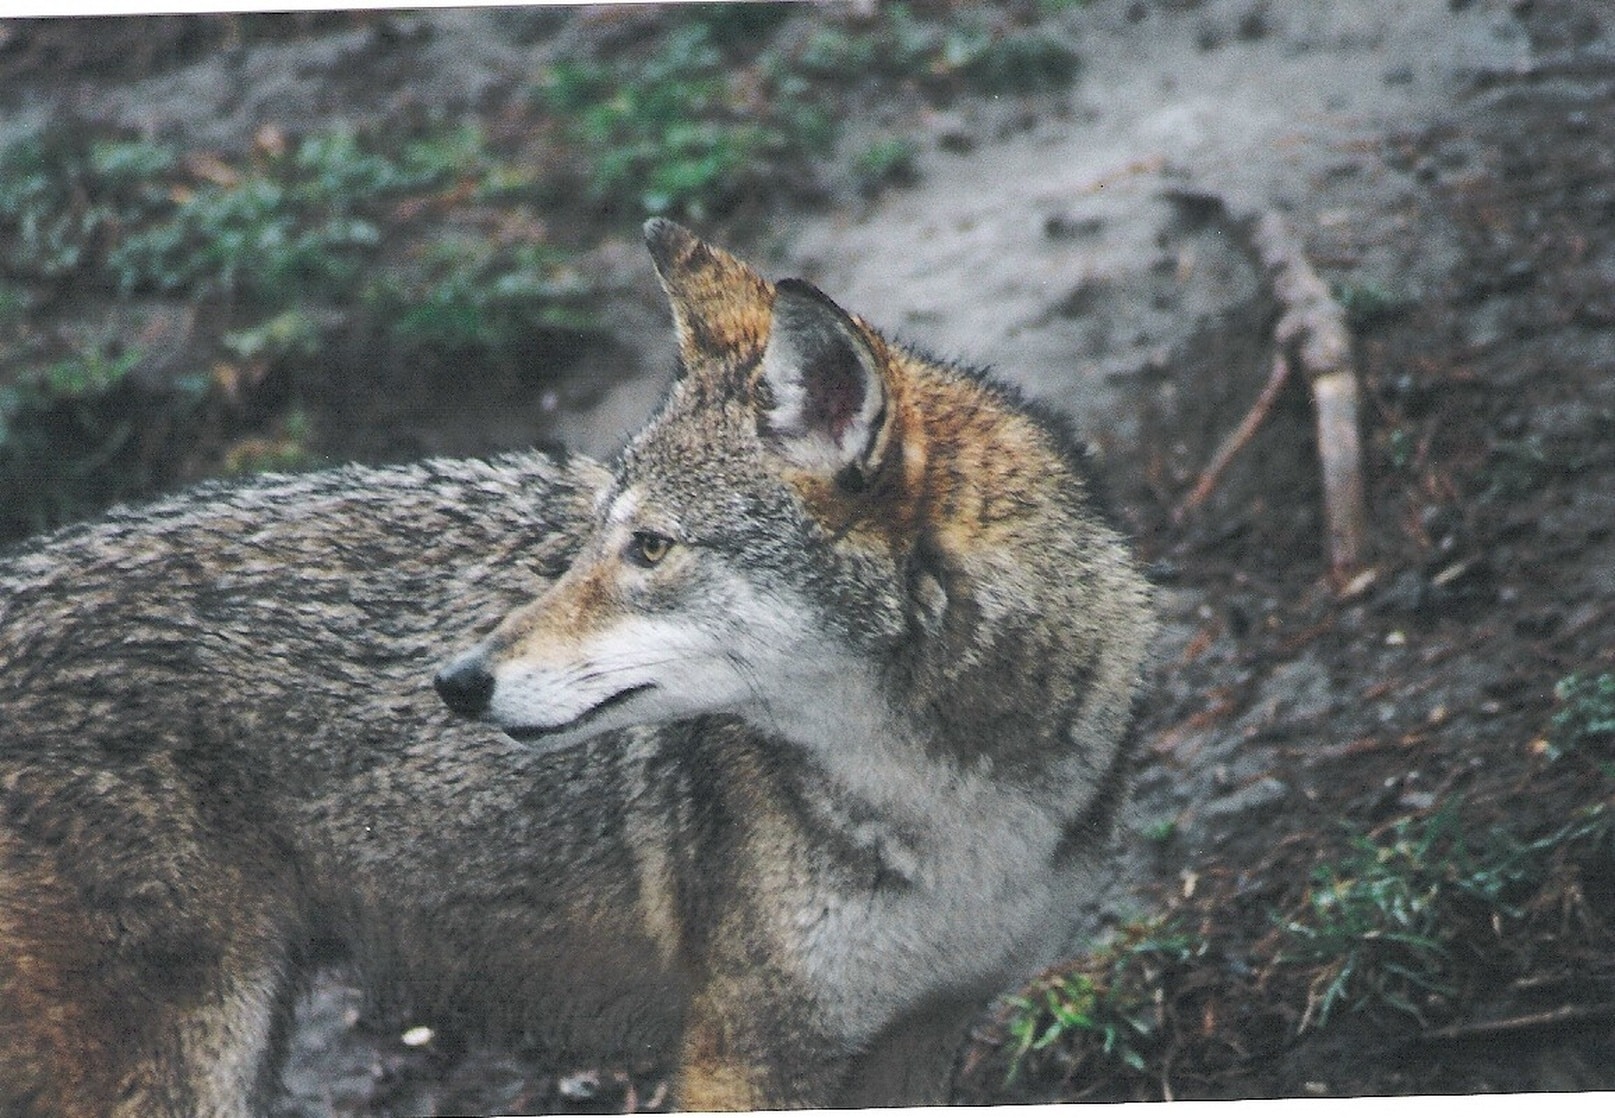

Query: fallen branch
<box><xmin>1254</xmin><ymin>211</ymin><xmax>1371</xmax><ymax>583</ymax></box>
<box><xmin>1172</xmin><ymin>201</ymin><xmax>1371</xmax><ymax>586</ymax></box>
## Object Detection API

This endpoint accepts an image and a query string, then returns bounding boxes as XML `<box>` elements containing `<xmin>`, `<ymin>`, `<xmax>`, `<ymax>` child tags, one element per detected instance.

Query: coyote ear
<box><xmin>760</xmin><ymin>279</ymin><xmax>891</xmax><ymax>485</ymax></box>
<box><xmin>644</xmin><ymin>218</ymin><xmax>773</xmax><ymax>370</ymax></box>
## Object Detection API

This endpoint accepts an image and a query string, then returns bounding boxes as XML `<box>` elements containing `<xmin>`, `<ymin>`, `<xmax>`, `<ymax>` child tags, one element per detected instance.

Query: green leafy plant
<box><xmin>103</xmin><ymin>127</ymin><xmax>497</xmax><ymax>302</ymax></box>
<box><xmin>954</xmin><ymin>28</ymin><xmax>1080</xmax><ymax>94</ymax></box>
<box><xmin>1333</xmin><ymin>280</ymin><xmax>1412</xmax><ymax>330</ymax></box>
<box><xmin>1281</xmin><ymin>815</ymin><xmax>1462</xmax><ymax>1029</ymax></box>
<box><xmin>0</xmin><ymin>116</ymin><xmax>600</xmax><ymax>541</ymax></box>
<box><xmin>0</xmin><ymin>340</ymin><xmax>209</xmax><ymax>536</ymax></box>
<box><xmin>1002</xmin><ymin>917</ymin><xmax>1205</xmax><ymax>1084</ymax></box>
<box><xmin>1545</xmin><ymin>673</ymin><xmax>1615</xmax><ymax>763</ymax></box>
<box><xmin>1279</xmin><ymin>799</ymin><xmax>1612</xmax><ymax>1030</ymax></box>
<box><xmin>223</xmin><ymin>309</ymin><xmax>325</xmax><ymax>363</ymax></box>
<box><xmin>876</xmin><ymin>5</ymin><xmax>1080</xmax><ymax>94</ymax></box>
<box><xmin>793</xmin><ymin>25</ymin><xmax>883</xmax><ymax>79</ymax></box>
<box><xmin>109</xmin><ymin>175</ymin><xmax>378</xmax><ymax>299</ymax></box>
<box><xmin>364</xmin><ymin>237</ymin><xmax>596</xmax><ymax>353</ymax></box>
<box><xmin>37</xmin><ymin>345</ymin><xmax>142</xmax><ymax>399</ymax></box>
<box><xmin>852</xmin><ymin>137</ymin><xmax>919</xmax><ymax>196</ymax></box>
<box><xmin>0</xmin><ymin>341</ymin><xmax>142</xmax><ymax>460</ymax></box>
<box><xmin>536</xmin><ymin>22</ymin><xmax>831</xmax><ymax>219</ymax></box>
<box><xmin>532</xmin><ymin>4</ymin><xmax>1084</xmax><ymax>219</ymax></box>
<box><xmin>223</xmin><ymin>408</ymin><xmax>319</xmax><ymax>475</ymax></box>
<box><xmin>0</xmin><ymin>127</ymin><xmax>175</xmax><ymax>280</ymax></box>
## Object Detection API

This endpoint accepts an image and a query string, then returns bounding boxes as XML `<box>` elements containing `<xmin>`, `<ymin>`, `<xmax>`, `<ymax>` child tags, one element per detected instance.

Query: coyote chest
<box><xmin>780</xmin><ymin>737</ymin><xmax>1084</xmax><ymax>1044</ymax></box>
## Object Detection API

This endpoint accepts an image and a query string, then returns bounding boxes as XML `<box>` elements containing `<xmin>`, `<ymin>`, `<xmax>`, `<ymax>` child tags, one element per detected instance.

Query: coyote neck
<box><xmin>754</xmin><ymin>656</ymin><xmax>916</xmax><ymax>766</ymax></box>
<box><xmin>759</xmin><ymin>661</ymin><xmax>1064</xmax><ymax>864</ymax></box>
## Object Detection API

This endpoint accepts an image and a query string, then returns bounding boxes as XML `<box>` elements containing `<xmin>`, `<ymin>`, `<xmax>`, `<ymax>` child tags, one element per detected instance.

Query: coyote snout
<box><xmin>437</xmin><ymin>629</ymin><xmax>665</xmax><ymax>748</ymax></box>
<box><xmin>433</xmin><ymin>652</ymin><xmax>495</xmax><ymax>717</ymax></box>
<box><xmin>0</xmin><ymin>220</ymin><xmax>1152</xmax><ymax>1116</ymax></box>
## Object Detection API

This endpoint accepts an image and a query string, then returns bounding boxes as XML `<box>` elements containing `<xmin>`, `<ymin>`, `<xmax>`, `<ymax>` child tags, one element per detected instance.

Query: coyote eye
<box><xmin>626</xmin><ymin>530</ymin><xmax>674</xmax><ymax>568</ymax></box>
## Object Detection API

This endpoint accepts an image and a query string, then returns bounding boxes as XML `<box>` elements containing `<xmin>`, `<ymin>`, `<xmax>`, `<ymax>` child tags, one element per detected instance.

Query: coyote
<box><xmin>0</xmin><ymin>221</ymin><xmax>1152</xmax><ymax>1116</ymax></box>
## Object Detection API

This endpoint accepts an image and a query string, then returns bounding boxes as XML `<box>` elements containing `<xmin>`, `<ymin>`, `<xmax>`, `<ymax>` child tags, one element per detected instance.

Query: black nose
<box><xmin>434</xmin><ymin>654</ymin><xmax>495</xmax><ymax>718</ymax></box>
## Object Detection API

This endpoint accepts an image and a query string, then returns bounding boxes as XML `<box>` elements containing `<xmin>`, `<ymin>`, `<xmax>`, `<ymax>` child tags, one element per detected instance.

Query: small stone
<box><xmin>1202</xmin><ymin>777</ymin><xmax>1288</xmax><ymax>820</ymax></box>
<box><xmin>558</xmin><ymin>1070</ymin><xmax>602</xmax><ymax>1101</ymax></box>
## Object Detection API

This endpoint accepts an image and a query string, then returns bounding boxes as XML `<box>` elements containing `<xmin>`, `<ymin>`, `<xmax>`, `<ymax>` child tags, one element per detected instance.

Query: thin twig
<box><xmin>1174</xmin><ymin>351</ymin><xmax>1292</xmax><ymax>522</ymax></box>
<box><xmin>1422</xmin><ymin>1002</ymin><xmax>1615</xmax><ymax>1041</ymax></box>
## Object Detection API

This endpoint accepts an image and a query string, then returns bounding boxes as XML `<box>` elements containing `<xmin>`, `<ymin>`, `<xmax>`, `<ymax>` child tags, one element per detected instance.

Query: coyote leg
<box><xmin>840</xmin><ymin>991</ymin><xmax>981</xmax><ymax>1106</ymax></box>
<box><xmin>676</xmin><ymin>982</ymin><xmax>850</xmax><ymax>1110</ymax></box>
<box><xmin>0</xmin><ymin>815</ymin><xmax>293</xmax><ymax>1118</ymax></box>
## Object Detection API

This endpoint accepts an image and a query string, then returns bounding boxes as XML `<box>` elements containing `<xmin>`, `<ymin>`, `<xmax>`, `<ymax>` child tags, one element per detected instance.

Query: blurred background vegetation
<box><xmin>0</xmin><ymin>2</ymin><xmax>1084</xmax><ymax>543</ymax></box>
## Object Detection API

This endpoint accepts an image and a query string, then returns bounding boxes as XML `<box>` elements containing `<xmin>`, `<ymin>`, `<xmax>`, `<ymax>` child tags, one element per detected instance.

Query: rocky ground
<box><xmin>2</xmin><ymin>2</ymin><xmax>1613</xmax><ymax>1113</ymax></box>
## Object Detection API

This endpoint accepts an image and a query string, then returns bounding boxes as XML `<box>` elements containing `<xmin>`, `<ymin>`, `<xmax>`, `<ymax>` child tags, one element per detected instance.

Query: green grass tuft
<box><xmin>1001</xmin><ymin>917</ymin><xmax>1206</xmax><ymax>1085</ymax></box>
<box><xmin>1546</xmin><ymin>673</ymin><xmax>1615</xmax><ymax>763</ymax></box>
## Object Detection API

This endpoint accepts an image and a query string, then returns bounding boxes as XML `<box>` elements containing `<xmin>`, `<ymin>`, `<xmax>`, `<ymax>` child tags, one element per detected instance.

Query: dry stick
<box><xmin>1251</xmin><ymin>211</ymin><xmax>1371</xmax><ymax>584</ymax></box>
<box><xmin>1422</xmin><ymin>1002</ymin><xmax>1615</xmax><ymax>1042</ymax></box>
<box><xmin>1173</xmin><ymin>209</ymin><xmax>1371</xmax><ymax>585</ymax></box>
<box><xmin>1173</xmin><ymin>351</ymin><xmax>1291</xmax><ymax>523</ymax></box>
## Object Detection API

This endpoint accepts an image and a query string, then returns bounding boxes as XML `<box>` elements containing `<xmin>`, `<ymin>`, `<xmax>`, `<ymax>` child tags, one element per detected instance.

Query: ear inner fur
<box><xmin>760</xmin><ymin>279</ymin><xmax>892</xmax><ymax>482</ymax></box>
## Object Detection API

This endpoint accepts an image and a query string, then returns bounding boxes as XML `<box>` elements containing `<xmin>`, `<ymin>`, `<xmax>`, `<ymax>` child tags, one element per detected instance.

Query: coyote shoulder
<box><xmin>0</xmin><ymin>221</ymin><xmax>1152</xmax><ymax>1115</ymax></box>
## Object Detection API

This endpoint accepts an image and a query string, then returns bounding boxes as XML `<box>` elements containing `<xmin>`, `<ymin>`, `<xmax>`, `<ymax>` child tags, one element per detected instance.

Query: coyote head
<box><xmin>435</xmin><ymin>221</ymin><xmax>1148</xmax><ymax>768</ymax></box>
<box><xmin>434</xmin><ymin>220</ymin><xmax>919</xmax><ymax>753</ymax></box>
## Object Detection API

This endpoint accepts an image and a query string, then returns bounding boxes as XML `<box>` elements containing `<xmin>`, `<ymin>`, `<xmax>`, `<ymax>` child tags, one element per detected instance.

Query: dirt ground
<box><xmin>2</xmin><ymin>2</ymin><xmax>1613</xmax><ymax>1113</ymax></box>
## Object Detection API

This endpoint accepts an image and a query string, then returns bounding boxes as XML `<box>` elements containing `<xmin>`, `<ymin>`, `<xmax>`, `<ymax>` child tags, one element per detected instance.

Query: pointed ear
<box><xmin>644</xmin><ymin>218</ymin><xmax>773</xmax><ymax>370</ymax></box>
<box><xmin>760</xmin><ymin>278</ymin><xmax>893</xmax><ymax>487</ymax></box>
